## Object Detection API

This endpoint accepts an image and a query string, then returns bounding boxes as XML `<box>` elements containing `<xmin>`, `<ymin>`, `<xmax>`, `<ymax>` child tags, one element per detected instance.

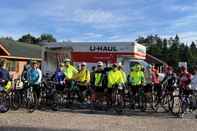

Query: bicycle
<box><xmin>0</xmin><ymin>80</ymin><xmax>10</xmax><ymax>113</ymax></box>
<box><xmin>47</xmin><ymin>81</ymin><xmax>65</xmax><ymax>111</ymax></box>
<box><xmin>171</xmin><ymin>88</ymin><xmax>197</xmax><ymax>118</ymax></box>
<box><xmin>111</xmin><ymin>84</ymin><xmax>125</xmax><ymax>114</ymax></box>
<box><xmin>24</xmin><ymin>82</ymin><xmax>38</xmax><ymax>112</ymax></box>
<box><xmin>128</xmin><ymin>85</ymin><xmax>144</xmax><ymax>111</ymax></box>
<box><xmin>152</xmin><ymin>83</ymin><xmax>174</xmax><ymax>113</ymax></box>
<box><xmin>8</xmin><ymin>79</ymin><xmax>24</xmax><ymax>110</ymax></box>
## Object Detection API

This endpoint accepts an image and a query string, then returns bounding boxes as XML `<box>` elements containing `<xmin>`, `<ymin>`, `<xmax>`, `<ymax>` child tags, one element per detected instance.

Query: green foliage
<box><xmin>136</xmin><ymin>35</ymin><xmax>197</xmax><ymax>70</ymax></box>
<box><xmin>18</xmin><ymin>34</ymin><xmax>38</xmax><ymax>44</ymax></box>
<box><xmin>38</xmin><ymin>33</ymin><xmax>56</xmax><ymax>42</ymax></box>
<box><xmin>17</xmin><ymin>33</ymin><xmax>56</xmax><ymax>44</ymax></box>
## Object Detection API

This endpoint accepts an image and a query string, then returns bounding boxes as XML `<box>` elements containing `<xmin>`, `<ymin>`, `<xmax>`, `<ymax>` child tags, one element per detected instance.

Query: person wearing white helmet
<box><xmin>72</xmin><ymin>62</ymin><xmax>90</xmax><ymax>102</ymax></box>
<box><xmin>92</xmin><ymin>61</ymin><xmax>106</xmax><ymax>103</ymax></box>
<box><xmin>106</xmin><ymin>62</ymin><xmax>123</xmax><ymax>105</ymax></box>
<box><xmin>63</xmin><ymin>58</ymin><xmax>78</xmax><ymax>80</ymax></box>
<box><xmin>63</xmin><ymin>58</ymin><xmax>78</xmax><ymax>103</ymax></box>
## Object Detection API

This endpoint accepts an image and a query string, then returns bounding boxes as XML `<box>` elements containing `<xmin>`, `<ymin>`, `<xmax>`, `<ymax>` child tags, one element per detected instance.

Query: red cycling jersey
<box><xmin>179</xmin><ymin>72</ymin><xmax>191</xmax><ymax>89</ymax></box>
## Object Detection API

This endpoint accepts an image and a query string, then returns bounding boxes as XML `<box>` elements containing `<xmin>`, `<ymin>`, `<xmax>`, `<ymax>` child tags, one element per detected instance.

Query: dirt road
<box><xmin>0</xmin><ymin>110</ymin><xmax>197</xmax><ymax>131</ymax></box>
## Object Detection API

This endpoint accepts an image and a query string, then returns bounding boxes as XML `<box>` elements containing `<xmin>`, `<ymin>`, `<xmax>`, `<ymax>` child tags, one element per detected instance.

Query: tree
<box><xmin>161</xmin><ymin>38</ymin><xmax>169</xmax><ymax>61</ymax></box>
<box><xmin>0</xmin><ymin>36</ymin><xmax>14</xmax><ymax>40</ymax></box>
<box><xmin>18</xmin><ymin>34</ymin><xmax>38</xmax><ymax>44</ymax></box>
<box><xmin>136</xmin><ymin>36</ymin><xmax>145</xmax><ymax>44</ymax></box>
<box><xmin>174</xmin><ymin>34</ymin><xmax>180</xmax><ymax>44</ymax></box>
<box><xmin>190</xmin><ymin>41</ymin><xmax>197</xmax><ymax>66</ymax></box>
<box><xmin>38</xmin><ymin>34</ymin><xmax>56</xmax><ymax>42</ymax></box>
<box><xmin>137</xmin><ymin>34</ymin><xmax>197</xmax><ymax>71</ymax></box>
<box><xmin>190</xmin><ymin>41</ymin><xmax>197</xmax><ymax>52</ymax></box>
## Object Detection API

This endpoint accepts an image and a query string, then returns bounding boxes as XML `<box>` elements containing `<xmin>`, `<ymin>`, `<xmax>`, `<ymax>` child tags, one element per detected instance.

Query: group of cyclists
<box><xmin>1</xmin><ymin>57</ymin><xmax>197</xmax><ymax>118</ymax></box>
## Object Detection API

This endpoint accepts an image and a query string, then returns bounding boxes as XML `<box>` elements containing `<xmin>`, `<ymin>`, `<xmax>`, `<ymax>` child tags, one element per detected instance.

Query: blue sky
<box><xmin>0</xmin><ymin>0</ymin><xmax>197</xmax><ymax>43</ymax></box>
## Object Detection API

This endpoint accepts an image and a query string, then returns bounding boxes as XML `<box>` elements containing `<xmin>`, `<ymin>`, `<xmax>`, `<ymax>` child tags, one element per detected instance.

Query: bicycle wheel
<box><xmin>139</xmin><ymin>94</ymin><xmax>147</xmax><ymax>112</ymax></box>
<box><xmin>26</xmin><ymin>89</ymin><xmax>38</xmax><ymax>112</ymax></box>
<box><xmin>151</xmin><ymin>93</ymin><xmax>160</xmax><ymax>112</ymax></box>
<box><xmin>171</xmin><ymin>95</ymin><xmax>182</xmax><ymax>116</ymax></box>
<box><xmin>10</xmin><ymin>91</ymin><xmax>21</xmax><ymax>110</ymax></box>
<box><xmin>113</xmin><ymin>89</ymin><xmax>124</xmax><ymax>114</ymax></box>
<box><xmin>167</xmin><ymin>94</ymin><xmax>174</xmax><ymax>112</ymax></box>
<box><xmin>0</xmin><ymin>92</ymin><xmax>10</xmax><ymax>113</ymax></box>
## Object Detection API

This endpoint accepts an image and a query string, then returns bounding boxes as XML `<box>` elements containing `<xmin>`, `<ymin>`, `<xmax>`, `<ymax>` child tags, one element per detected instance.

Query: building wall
<box><xmin>9</xmin><ymin>60</ymin><xmax>27</xmax><ymax>80</ymax></box>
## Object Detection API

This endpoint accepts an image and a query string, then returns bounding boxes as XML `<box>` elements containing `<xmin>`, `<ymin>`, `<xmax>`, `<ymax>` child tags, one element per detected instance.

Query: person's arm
<box><xmin>107</xmin><ymin>72</ymin><xmax>113</xmax><ymax>88</ymax></box>
<box><xmin>37</xmin><ymin>69</ymin><xmax>42</xmax><ymax>84</ymax></box>
<box><xmin>26</xmin><ymin>69</ymin><xmax>30</xmax><ymax>82</ymax></box>
<box><xmin>187</xmin><ymin>73</ymin><xmax>192</xmax><ymax>85</ymax></box>
<box><xmin>86</xmin><ymin>70</ymin><xmax>91</xmax><ymax>84</ymax></box>
<box><xmin>72</xmin><ymin>66</ymin><xmax>78</xmax><ymax>75</ymax></box>
<box><xmin>141</xmin><ymin>72</ymin><xmax>145</xmax><ymax>85</ymax></box>
<box><xmin>21</xmin><ymin>70</ymin><xmax>26</xmax><ymax>81</ymax></box>
<box><xmin>161</xmin><ymin>75</ymin><xmax>167</xmax><ymax>84</ymax></box>
<box><xmin>119</xmin><ymin>71</ymin><xmax>125</xmax><ymax>84</ymax></box>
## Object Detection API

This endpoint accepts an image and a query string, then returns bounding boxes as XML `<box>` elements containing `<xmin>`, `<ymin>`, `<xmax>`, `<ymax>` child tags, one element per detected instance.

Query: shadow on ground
<box><xmin>0</xmin><ymin>126</ymin><xmax>88</xmax><ymax>131</ymax></box>
<box><xmin>38</xmin><ymin>105</ymin><xmax>178</xmax><ymax>119</ymax></box>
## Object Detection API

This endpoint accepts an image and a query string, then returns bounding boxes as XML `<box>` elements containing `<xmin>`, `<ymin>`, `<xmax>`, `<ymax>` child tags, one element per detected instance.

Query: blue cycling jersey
<box><xmin>55</xmin><ymin>68</ymin><xmax>65</xmax><ymax>83</ymax></box>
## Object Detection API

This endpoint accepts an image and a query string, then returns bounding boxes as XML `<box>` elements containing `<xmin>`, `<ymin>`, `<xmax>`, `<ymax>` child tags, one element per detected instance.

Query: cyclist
<box><xmin>178</xmin><ymin>66</ymin><xmax>192</xmax><ymax>117</ymax></box>
<box><xmin>191</xmin><ymin>66</ymin><xmax>197</xmax><ymax>91</ymax></box>
<box><xmin>0</xmin><ymin>59</ymin><xmax>11</xmax><ymax>113</ymax></box>
<box><xmin>106</xmin><ymin>63</ymin><xmax>122</xmax><ymax>105</ymax></box>
<box><xmin>72</xmin><ymin>62</ymin><xmax>90</xmax><ymax>102</ymax></box>
<box><xmin>92</xmin><ymin>61</ymin><xmax>105</xmax><ymax>103</ymax></box>
<box><xmin>128</xmin><ymin>64</ymin><xmax>145</xmax><ymax>108</ymax></box>
<box><xmin>143</xmin><ymin>64</ymin><xmax>153</xmax><ymax>94</ymax></box>
<box><xmin>0</xmin><ymin>59</ymin><xmax>11</xmax><ymax>92</ymax></box>
<box><xmin>179</xmin><ymin>66</ymin><xmax>192</xmax><ymax>94</ymax></box>
<box><xmin>22</xmin><ymin>59</ymin><xmax>32</xmax><ymax>82</ymax></box>
<box><xmin>161</xmin><ymin>66</ymin><xmax>177</xmax><ymax>93</ymax></box>
<box><xmin>191</xmin><ymin>66</ymin><xmax>197</xmax><ymax>118</ymax></box>
<box><xmin>118</xmin><ymin>62</ymin><xmax>127</xmax><ymax>84</ymax></box>
<box><xmin>27</xmin><ymin>61</ymin><xmax>42</xmax><ymax>104</ymax></box>
<box><xmin>152</xmin><ymin>66</ymin><xmax>161</xmax><ymax>98</ymax></box>
<box><xmin>90</xmin><ymin>66</ymin><xmax>96</xmax><ymax>87</ymax></box>
<box><xmin>63</xmin><ymin>58</ymin><xmax>78</xmax><ymax>86</ymax></box>
<box><xmin>54</xmin><ymin>63</ymin><xmax>66</xmax><ymax>91</ymax></box>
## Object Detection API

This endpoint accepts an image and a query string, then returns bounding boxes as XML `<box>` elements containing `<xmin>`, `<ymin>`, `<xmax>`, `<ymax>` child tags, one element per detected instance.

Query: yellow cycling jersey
<box><xmin>129</xmin><ymin>71</ymin><xmax>145</xmax><ymax>86</ymax></box>
<box><xmin>73</xmin><ymin>68</ymin><xmax>90</xmax><ymax>85</ymax></box>
<box><xmin>107</xmin><ymin>69</ymin><xmax>122</xmax><ymax>88</ymax></box>
<box><xmin>4</xmin><ymin>81</ymin><xmax>12</xmax><ymax>92</ymax></box>
<box><xmin>64</xmin><ymin>64</ymin><xmax>78</xmax><ymax>79</ymax></box>
<box><xmin>95</xmin><ymin>73</ymin><xmax>103</xmax><ymax>87</ymax></box>
<box><xmin>119</xmin><ymin>69</ymin><xmax>127</xmax><ymax>84</ymax></box>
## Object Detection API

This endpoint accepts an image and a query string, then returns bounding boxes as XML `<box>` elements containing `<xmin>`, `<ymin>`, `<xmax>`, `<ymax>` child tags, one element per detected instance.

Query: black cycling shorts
<box><xmin>32</xmin><ymin>84</ymin><xmax>41</xmax><ymax>98</ymax></box>
<box><xmin>56</xmin><ymin>84</ymin><xmax>65</xmax><ymax>91</ymax></box>
<box><xmin>94</xmin><ymin>87</ymin><xmax>105</xmax><ymax>93</ymax></box>
<box><xmin>180</xmin><ymin>88</ymin><xmax>193</xmax><ymax>96</ymax></box>
<box><xmin>143</xmin><ymin>84</ymin><xmax>152</xmax><ymax>93</ymax></box>
<box><xmin>131</xmin><ymin>85</ymin><xmax>141</xmax><ymax>95</ymax></box>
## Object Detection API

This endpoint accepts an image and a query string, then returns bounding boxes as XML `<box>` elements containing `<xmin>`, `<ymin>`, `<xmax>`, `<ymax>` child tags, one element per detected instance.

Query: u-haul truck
<box><xmin>42</xmin><ymin>42</ymin><xmax>146</xmax><ymax>74</ymax></box>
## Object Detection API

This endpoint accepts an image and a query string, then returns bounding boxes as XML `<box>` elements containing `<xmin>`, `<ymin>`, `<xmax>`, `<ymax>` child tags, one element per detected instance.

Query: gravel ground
<box><xmin>0</xmin><ymin>110</ymin><xmax>197</xmax><ymax>131</ymax></box>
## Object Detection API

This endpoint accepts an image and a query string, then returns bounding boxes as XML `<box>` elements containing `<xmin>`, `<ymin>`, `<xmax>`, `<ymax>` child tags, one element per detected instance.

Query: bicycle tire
<box><xmin>26</xmin><ymin>89</ymin><xmax>38</xmax><ymax>112</ymax></box>
<box><xmin>0</xmin><ymin>92</ymin><xmax>10</xmax><ymax>113</ymax></box>
<box><xmin>10</xmin><ymin>91</ymin><xmax>21</xmax><ymax>110</ymax></box>
<box><xmin>171</xmin><ymin>95</ymin><xmax>182</xmax><ymax>116</ymax></box>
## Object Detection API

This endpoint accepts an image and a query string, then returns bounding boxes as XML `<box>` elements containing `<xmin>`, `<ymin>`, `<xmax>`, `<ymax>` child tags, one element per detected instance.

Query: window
<box><xmin>6</xmin><ymin>60</ymin><xmax>18</xmax><ymax>72</ymax></box>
